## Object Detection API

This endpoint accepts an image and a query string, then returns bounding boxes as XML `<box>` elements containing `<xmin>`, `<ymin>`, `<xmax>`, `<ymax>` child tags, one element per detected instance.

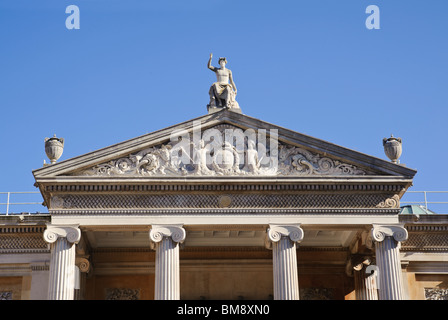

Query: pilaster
<box><xmin>43</xmin><ymin>224</ymin><xmax>81</xmax><ymax>300</ymax></box>
<box><xmin>266</xmin><ymin>224</ymin><xmax>304</xmax><ymax>300</ymax></box>
<box><xmin>149</xmin><ymin>224</ymin><xmax>186</xmax><ymax>300</ymax></box>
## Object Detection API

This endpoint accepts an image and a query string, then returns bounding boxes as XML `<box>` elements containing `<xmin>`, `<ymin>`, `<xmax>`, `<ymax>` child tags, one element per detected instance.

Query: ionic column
<box><xmin>352</xmin><ymin>256</ymin><xmax>378</xmax><ymax>300</ymax></box>
<box><xmin>266</xmin><ymin>224</ymin><xmax>304</xmax><ymax>300</ymax></box>
<box><xmin>74</xmin><ymin>257</ymin><xmax>91</xmax><ymax>300</ymax></box>
<box><xmin>149</xmin><ymin>225</ymin><xmax>186</xmax><ymax>300</ymax></box>
<box><xmin>43</xmin><ymin>224</ymin><xmax>81</xmax><ymax>300</ymax></box>
<box><xmin>370</xmin><ymin>224</ymin><xmax>408</xmax><ymax>300</ymax></box>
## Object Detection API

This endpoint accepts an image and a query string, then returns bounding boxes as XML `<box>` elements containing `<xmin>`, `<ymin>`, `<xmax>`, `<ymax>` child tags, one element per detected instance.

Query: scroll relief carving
<box><xmin>375</xmin><ymin>194</ymin><xmax>400</xmax><ymax>209</ymax></box>
<box><xmin>73</xmin><ymin>125</ymin><xmax>369</xmax><ymax>177</ymax></box>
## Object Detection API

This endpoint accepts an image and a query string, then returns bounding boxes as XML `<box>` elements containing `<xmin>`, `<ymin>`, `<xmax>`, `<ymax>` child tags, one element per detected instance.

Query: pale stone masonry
<box><xmin>149</xmin><ymin>225</ymin><xmax>186</xmax><ymax>300</ymax></box>
<box><xmin>31</xmin><ymin>110</ymin><xmax>418</xmax><ymax>300</ymax></box>
<box><xmin>369</xmin><ymin>225</ymin><xmax>408</xmax><ymax>300</ymax></box>
<box><xmin>266</xmin><ymin>225</ymin><xmax>304</xmax><ymax>300</ymax></box>
<box><xmin>43</xmin><ymin>224</ymin><xmax>81</xmax><ymax>300</ymax></box>
<box><xmin>1</xmin><ymin>110</ymin><xmax>447</xmax><ymax>300</ymax></box>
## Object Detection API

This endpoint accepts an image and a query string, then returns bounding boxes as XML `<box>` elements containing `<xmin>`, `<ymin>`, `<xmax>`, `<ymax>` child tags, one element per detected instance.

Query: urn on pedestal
<box><xmin>383</xmin><ymin>135</ymin><xmax>402</xmax><ymax>164</ymax></box>
<box><xmin>45</xmin><ymin>134</ymin><xmax>64</xmax><ymax>164</ymax></box>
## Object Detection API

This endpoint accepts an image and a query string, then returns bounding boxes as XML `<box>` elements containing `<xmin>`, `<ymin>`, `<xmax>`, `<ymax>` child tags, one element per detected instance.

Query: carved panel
<box><xmin>70</xmin><ymin>125</ymin><xmax>370</xmax><ymax>177</ymax></box>
<box><xmin>105</xmin><ymin>288</ymin><xmax>140</xmax><ymax>300</ymax></box>
<box><xmin>424</xmin><ymin>288</ymin><xmax>448</xmax><ymax>300</ymax></box>
<box><xmin>0</xmin><ymin>292</ymin><xmax>12</xmax><ymax>300</ymax></box>
<box><xmin>300</xmin><ymin>288</ymin><xmax>334</xmax><ymax>300</ymax></box>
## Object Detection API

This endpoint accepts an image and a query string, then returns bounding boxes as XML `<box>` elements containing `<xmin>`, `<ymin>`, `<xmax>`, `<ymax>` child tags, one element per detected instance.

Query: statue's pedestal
<box><xmin>207</xmin><ymin>106</ymin><xmax>242</xmax><ymax>114</ymax></box>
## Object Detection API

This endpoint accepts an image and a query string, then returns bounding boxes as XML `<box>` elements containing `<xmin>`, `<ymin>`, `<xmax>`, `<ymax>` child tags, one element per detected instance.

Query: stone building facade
<box><xmin>1</xmin><ymin>110</ymin><xmax>447</xmax><ymax>300</ymax></box>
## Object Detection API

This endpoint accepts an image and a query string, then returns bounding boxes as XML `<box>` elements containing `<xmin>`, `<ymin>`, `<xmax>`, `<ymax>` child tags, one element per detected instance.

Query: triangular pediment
<box><xmin>33</xmin><ymin>110</ymin><xmax>417</xmax><ymax>179</ymax></box>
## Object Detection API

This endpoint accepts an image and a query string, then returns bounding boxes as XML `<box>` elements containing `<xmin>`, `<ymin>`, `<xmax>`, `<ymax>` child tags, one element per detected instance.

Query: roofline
<box><xmin>32</xmin><ymin>112</ymin><xmax>219</xmax><ymax>178</ymax></box>
<box><xmin>399</xmin><ymin>214</ymin><xmax>448</xmax><ymax>224</ymax></box>
<box><xmin>216</xmin><ymin>111</ymin><xmax>417</xmax><ymax>177</ymax></box>
<box><xmin>32</xmin><ymin>110</ymin><xmax>417</xmax><ymax>178</ymax></box>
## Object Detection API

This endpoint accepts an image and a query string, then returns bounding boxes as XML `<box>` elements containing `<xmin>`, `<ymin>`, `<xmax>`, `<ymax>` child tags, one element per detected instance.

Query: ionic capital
<box><xmin>267</xmin><ymin>224</ymin><xmax>304</xmax><ymax>244</ymax></box>
<box><xmin>43</xmin><ymin>224</ymin><xmax>81</xmax><ymax>244</ymax></box>
<box><xmin>149</xmin><ymin>225</ymin><xmax>186</xmax><ymax>245</ymax></box>
<box><xmin>76</xmin><ymin>257</ymin><xmax>91</xmax><ymax>273</ymax></box>
<box><xmin>350</xmin><ymin>254</ymin><xmax>373</xmax><ymax>272</ymax></box>
<box><xmin>370</xmin><ymin>224</ymin><xmax>408</xmax><ymax>243</ymax></box>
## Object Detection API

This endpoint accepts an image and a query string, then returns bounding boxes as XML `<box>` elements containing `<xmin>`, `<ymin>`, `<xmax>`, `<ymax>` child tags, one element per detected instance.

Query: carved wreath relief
<box><xmin>106</xmin><ymin>288</ymin><xmax>140</xmax><ymax>300</ymax></box>
<box><xmin>74</xmin><ymin>125</ymin><xmax>368</xmax><ymax>177</ymax></box>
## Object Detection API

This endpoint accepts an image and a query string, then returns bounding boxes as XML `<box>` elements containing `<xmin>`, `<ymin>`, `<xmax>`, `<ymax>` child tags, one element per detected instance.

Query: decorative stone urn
<box><xmin>45</xmin><ymin>135</ymin><xmax>64</xmax><ymax>164</ymax></box>
<box><xmin>383</xmin><ymin>135</ymin><xmax>402</xmax><ymax>164</ymax></box>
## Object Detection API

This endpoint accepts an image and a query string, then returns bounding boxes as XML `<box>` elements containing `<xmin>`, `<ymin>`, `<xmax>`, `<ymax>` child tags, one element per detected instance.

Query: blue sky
<box><xmin>0</xmin><ymin>1</ymin><xmax>447</xmax><ymax>213</ymax></box>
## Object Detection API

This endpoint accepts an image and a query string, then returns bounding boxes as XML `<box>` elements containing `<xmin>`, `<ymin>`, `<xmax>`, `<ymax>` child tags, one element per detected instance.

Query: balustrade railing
<box><xmin>0</xmin><ymin>192</ymin><xmax>44</xmax><ymax>215</ymax></box>
<box><xmin>400</xmin><ymin>191</ymin><xmax>448</xmax><ymax>214</ymax></box>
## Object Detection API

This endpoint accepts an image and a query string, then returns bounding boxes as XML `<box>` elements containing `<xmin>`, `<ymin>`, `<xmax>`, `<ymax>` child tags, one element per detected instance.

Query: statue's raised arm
<box><xmin>208</xmin><ymin>53</ymin><xmax>216</xmax><ymax>71</ymax></box>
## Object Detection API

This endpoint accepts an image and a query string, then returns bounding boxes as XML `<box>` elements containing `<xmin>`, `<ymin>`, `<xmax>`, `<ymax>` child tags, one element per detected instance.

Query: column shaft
<box><xmin>154</xmin><ymin>237</ymin><xmax>180</xmax><ymax>300</ymax></box>
<box><xmin>48</xmin><ymin>238</ymin><xmax>77</xmax><ymax>300</ymax></box>
<box><xmin>267</xmin><ymin>224</ymin><xmax>303</xmax><ymax>300</ymax></box>
<box><xmin>43</xmin><ymin>224</ymin><xmax>81</xmax><ymax>300</ymax></box>
<box><xmin>149</xmin><ymin>225</ymin><xmax>186</xmax><ymax>300</ymax></box>
<box><xmin>375</xmin><ymin>236</ymin><xmax>404</xmax><ymax>300</ymax></box>
<box><xmin>272</xmin><ymin>237</ymin><xmax>299</xmax><ymax>300</ymax></box>
<box><xmin>370</xmin><ymin>225</ymin><xmax>408</xmax><ymax>300</ymax></box>
<box><xmin>354</xmin><ymin>267</ymin><xmax>378</xmax><ymax>300</ymax></box>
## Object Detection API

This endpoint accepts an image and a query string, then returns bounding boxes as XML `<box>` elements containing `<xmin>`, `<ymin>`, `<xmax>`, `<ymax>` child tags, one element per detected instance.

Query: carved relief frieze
<box><xmin>70</xmin><ymin>125</ymin><xmax>370</xmax><ymax>177</ymax></box>
<box><xmin>277</xmin><ymin>145</ymin><xmax>366</xmax><ymax>176</ymax></box>
<box><xmin>300</xmin><ymin>288</ymin><xmax>334</xmax><ymax>300</ymax></box>
<box><xmin>105</xmin><ymin>288</ymin><xmax>140</xmax><ymax>300</ymax></box>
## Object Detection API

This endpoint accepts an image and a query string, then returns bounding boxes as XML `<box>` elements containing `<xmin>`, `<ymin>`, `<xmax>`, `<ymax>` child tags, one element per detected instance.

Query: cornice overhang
<box><xmin>35</xmin><ymin>176</ymin><xmax>413</xmax><ymax>200</ymax></box>
<box><xmin>34</xmin><ymin>175</ymin><xmax>414</xmax><ymax>185</ymax></box>
<box><xmin>34</xmin><ymin>175</ymin><xmax>412</xmax><ymax>217</ymax></box>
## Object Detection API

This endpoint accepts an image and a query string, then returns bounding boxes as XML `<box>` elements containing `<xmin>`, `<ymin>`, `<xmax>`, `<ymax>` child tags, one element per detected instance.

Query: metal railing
<box><xmin>0</xmin><ymin>192</ymin><xmax>44</xmax><ymax>215</ymax></box>
<box><xmin>398</xmin><ymin>191</ymin><xmax>448</xmax><ymax>214</ymax></box>
<box><xmin>1</xmin><ymin>190</ymin><xmax>448</xmax><ymax>215</ymax></box>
